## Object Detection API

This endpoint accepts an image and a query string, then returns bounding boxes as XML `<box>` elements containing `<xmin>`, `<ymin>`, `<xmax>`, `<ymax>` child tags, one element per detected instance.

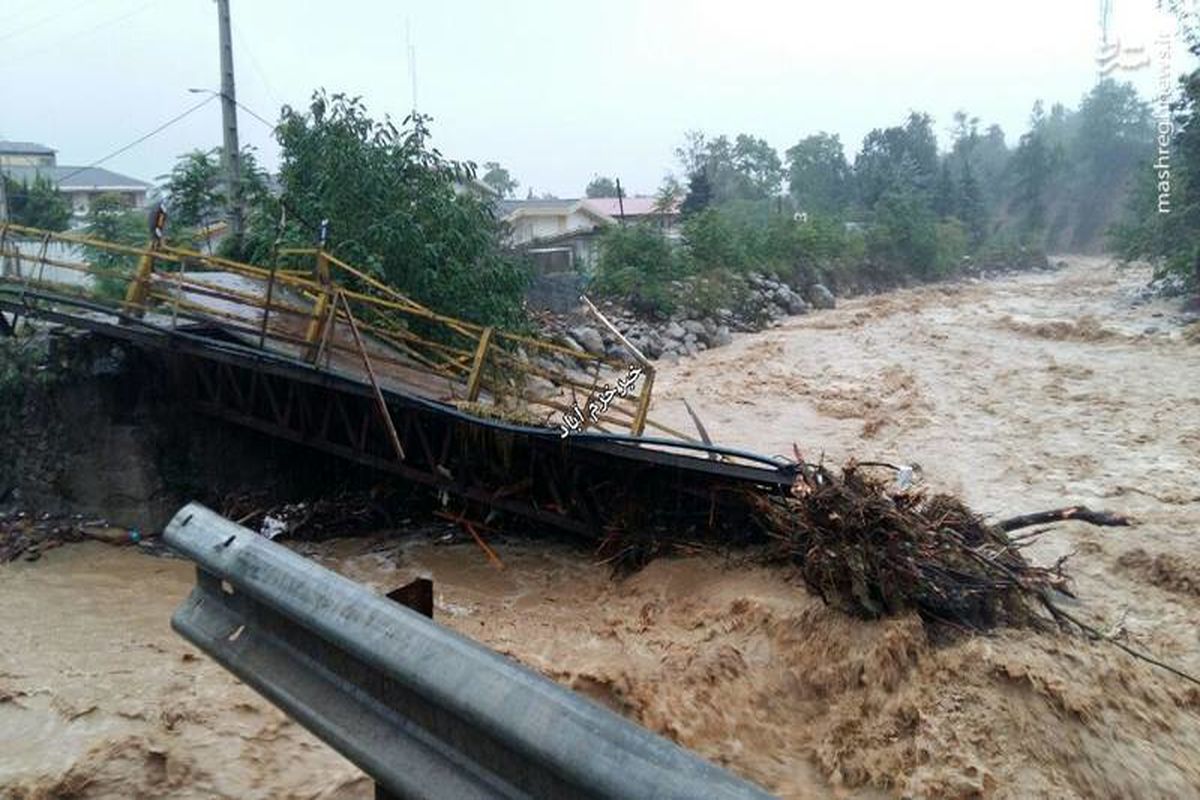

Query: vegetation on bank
<box><xmin>1110</xmin><ymin>15</ymin><xmax>1200</xmax><ymax>292</ymax></box>
<box><xmin>77</xmin><ymin>92</ymin><xmax>531</xmax><ymax>329</ymax></box>
<box><xmin>1</xmin><ymin>175</ymin><xmax>71</xmax><ymax>232</ymax></box>
<box><xmin>0</xmin><ymin>335</ymin><xmax>54</xmax><ymax>430</ymax></box>
<box><xmin>594</xmin><ymin>78</ymin><xmax>1160</xmax><ymax>314</ymax></box>
<box><xmin>32</xmin><ymin>64</ymin><xmax>1192</xmax><ymax>331</ymax></box>
<box><xmin>177</xmin><ymin>92</ymin><xmax>528</xmax><ymax>329</ymax></box>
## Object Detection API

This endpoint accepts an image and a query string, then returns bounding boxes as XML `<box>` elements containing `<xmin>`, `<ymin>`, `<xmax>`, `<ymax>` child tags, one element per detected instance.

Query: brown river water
<box><xmin>2</xmin><ymin>258</ymin><xmax>1199</xmax><ymax>798</ymax></box>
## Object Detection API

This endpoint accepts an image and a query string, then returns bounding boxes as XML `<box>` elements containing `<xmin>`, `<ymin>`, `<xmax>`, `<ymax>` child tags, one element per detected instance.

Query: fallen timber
<box><xmin>165</xmin><ymin>503</ymin><xmax>774</xmax><ymax>799</ymax></box>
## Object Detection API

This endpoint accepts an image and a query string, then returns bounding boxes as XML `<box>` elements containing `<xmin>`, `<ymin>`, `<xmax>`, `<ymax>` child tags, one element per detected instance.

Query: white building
<box><xmin>497</xmin><ymin>196</ymin><xmax>682</xmax><ymax>273</ymax></box>
<box><xmin>0</xmin><ymin>140</ymin><xmax>150</xmax><ymax>226</ymax></box>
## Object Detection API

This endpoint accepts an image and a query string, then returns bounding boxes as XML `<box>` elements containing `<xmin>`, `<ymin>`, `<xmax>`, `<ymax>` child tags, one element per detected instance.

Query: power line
<box><xmin>235</xmin><ymin>97</ymin><xmax>277</xmax><ymax>131</ymax></box>
<box><xmin>56</xmin><ymin>94</ymin><xmax>218</xmax><ymax>185</ymax></box>
<box><xmin>0</xmin><ymin>0</ymin><xmax>155</xmax><ymax>66</ymax></box>
<box><xmin>2</xmin><ymin>0</ymin><xmax>61</xmax><ymax>29</ymax></box>
<box><xmin>0</xmin><ymin>0</ymin><xmax>94</xmax><ymax>45</ymax></box>
<box><xmin>191</xmin><ymin>88</ymin><xmax>277</xmax><ymax>131</ymax></box>
<box><xmin>231</xmin><ymin>20</ymin><xmax>282</xmax><ymax>111</ymax></box>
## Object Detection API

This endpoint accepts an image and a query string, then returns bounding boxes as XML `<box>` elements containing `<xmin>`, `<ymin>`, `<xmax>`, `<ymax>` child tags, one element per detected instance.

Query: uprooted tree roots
<box><xmin>737</xmin><ymin>460</ymin><xmax>1198</xmax><ymax>686</ymax></box>
<box><xmin>752</xmin><ymin>462</ymin><xmax>1099</xmax><ymax>630</ymax></box>
<box><xmin>594</xmin><ymin>457</ymin><xmax>1130</xmax><ymax>634</ymax></box>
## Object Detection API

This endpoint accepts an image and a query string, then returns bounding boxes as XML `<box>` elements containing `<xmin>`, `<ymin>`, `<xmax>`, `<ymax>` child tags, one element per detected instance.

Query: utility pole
<box><xmin>216</xmin><ymin>0</ymin><xmax>244</xmax><ymax>252</ymax></box>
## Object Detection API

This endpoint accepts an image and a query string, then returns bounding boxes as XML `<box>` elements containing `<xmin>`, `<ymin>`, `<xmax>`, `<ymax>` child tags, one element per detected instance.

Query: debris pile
<box><xmin>599</xmin><ymin>457</ymin><xmax>1131</xmax><ymax>634</ymax></box>
<box><xmin>220</xmin><ymin>488</ymin><xmax>399</xmax><ymax>541</ymax></box>
<box><xmin>0</xmin><ymin>509</ymin><xmax>142</xmax><ymax>562</ymax></box>
<box><xmin>753</xmin><ymin>461</ymin><xmax>1095</xmax><ymax>630</ymax></box>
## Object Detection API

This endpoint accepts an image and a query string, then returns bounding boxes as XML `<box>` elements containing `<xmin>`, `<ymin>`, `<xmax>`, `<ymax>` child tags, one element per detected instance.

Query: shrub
<box><xmin>934</xmin><ymin>219</ymin><xmax>970</xmax><ymax>276</ymax></box>
<box><xmin>592</xmin><ymin>224</ymin><xmax>681</xmax><ymax>312</ymax></box>
<box><xmin>866</xmin><ymin>191</ymin><xmax>940</xmax><ymax>279</ymax></box>
<box><xmin>84</xmin><ymin>194</ymin><xmax>149</xmax><ymax>301</ymax></box>
<box><xmin>682</xmin><ymin>209</ymin><xmax>754</xmax><ymax>273</ymax></box>
<box><xmin>240</xmin><ymin>91</ymin><xmax>530</xmax><ymax>329</ymax></box>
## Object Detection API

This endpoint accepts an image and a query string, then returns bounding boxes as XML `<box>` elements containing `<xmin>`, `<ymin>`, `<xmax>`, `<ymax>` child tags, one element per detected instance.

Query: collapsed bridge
<box><xmin>0</xmin><ymin>222</ymin><xmax>796</xmax><ymax>550</ymax></box>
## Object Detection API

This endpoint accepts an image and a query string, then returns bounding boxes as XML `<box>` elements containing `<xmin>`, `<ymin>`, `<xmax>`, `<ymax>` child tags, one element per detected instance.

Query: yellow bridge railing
<box><xmin>0</xmin><ymin>222</ymin><xmax>683</xmax><ymax>441</ymax></box>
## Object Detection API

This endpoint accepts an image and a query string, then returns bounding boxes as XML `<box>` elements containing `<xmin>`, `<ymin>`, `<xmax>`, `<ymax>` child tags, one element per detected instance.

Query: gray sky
<box><xmin>0</xmin><ymin>0</ymin><xmax>1187</xmax><ymax>197</ymax></box>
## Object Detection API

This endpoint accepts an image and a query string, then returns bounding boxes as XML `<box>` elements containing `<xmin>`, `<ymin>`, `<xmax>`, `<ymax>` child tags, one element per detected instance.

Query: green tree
<box><xmin>958</xmin><ymin>162</ymin><xmax>988</xmax><ymax>245</ymax></box>
<box><xmin>585</xmin><ymin>176</ymin><xmax>618</xmax><ymax>197</ymax></box>
<box><xmin>653</xmin><ymin>176</ymin><xmax>682</xmax><ymax>223</ymax></box>
<box><xmin>674</xmin><ymin>130</ymin><xmax>709</xmax><ymax>176</ymax></box>
<box><xmin>480</xmin><ymin>161</ymin><xmax>519</xmax><ymax>198</ymax></box>
<box><xmin>974</xmin><ymin>123</ymin><xmax>1011</xmax><ymax>207</ymax></box>
<box><xmin>592</xmin><ymin>223</ymin><xmax>680</xmax><ymax>311</ymax></box>
<box><xmin>1111</xmin><ymin>31</ymin><xmax>1200</xmax><ymax>289</ymax></box>
<box><xmin>680</xmin><ymin>169</ymin><xmax>712</xmax><ymax>216</ymax></box>
<box><xmin>85</xmin><ymin>193</ymin><xmax>149</xmax><ymax>299</ymax></box>
<box><xmin>674</xmin><ymin>130</ymin><xmax>782</xmax><ymax>204</ymax></box>
<box><xmin>855</xmin><ymin>112</ymin><xmax>939</xmax><ymax>210</ymax></box>
<box><xmin>161</xmin><ymin>146</ymin><xmax>271</xmax><ymax>253</ymax></box>
<box><xmin>480</xmin><ymin>162</ymin><xmax>519</xmax><ymax>198</ymax></box>
<box><xmin>682</xmin><ymin>208</ymin><xmax>752</xmax><ymax>272</ymax></box>
<box><xmin>866</xmin><ymin>189</ymin><xmax>940</xmax><ymax>278</ymax></box>
<box><xmin>1070</xmin><ymin>79</ymin><xmax>1154</xmax><ymax>244</ymax></box>
<box><xmin>478</xmin><ymin>161</ymin><xmax>518</xmax><ymax>198</ymax></box>
<box><xmin>161</xmin><ymin>149</ymin><xmax>224</xmax><ymax>230</ymax></box>
<box><xmin>1009</xmin><ymin>128</ymin><xmax>1052</xmax><ymax>238</ymax></box>
<box><xmin>933</xmin><ymin>161</ymin><xmax>957</xmax><ymax>218</ymax></box>
<box><xmin>244</xmin><ymin>91</ymin><xmax>529</xmax><ymax>328</ymax></box>
<box><xmin>785</xmin><ymin>132</ymin><xmax>851</xmax><ymax>214</ymax></box>
<box><xmin>4</xmin><ymin>175</ymin><xmax>70</xmax><ymax>231</ymax></box>
<box><xmin>732</xmin><ymin>134</ymin><xmax>784</xmax><ymax>198</ymax></box>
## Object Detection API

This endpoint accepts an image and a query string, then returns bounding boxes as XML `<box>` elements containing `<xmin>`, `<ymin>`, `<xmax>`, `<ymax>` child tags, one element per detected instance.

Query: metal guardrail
<box><xmin>165</xmin><ymin>503</ymin><xmax>775</xmax><ymax>800</ymax></box>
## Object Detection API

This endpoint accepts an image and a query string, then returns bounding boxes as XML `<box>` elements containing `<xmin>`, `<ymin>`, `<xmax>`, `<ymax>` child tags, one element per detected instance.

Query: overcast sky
<box><xmin>0</xmin><ymin>0</ymin><xmax>1187</xmax><ymax>198</ymax></box>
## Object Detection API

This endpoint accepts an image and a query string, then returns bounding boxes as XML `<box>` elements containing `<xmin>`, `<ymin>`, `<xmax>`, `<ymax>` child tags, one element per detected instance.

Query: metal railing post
<box><xmin>465</xmin><ymin>326</ymin><xmax>494</xmax><ymax>402</ymax></box>
<box><xmin>122</xmin><ymin>239</ymin><xmax>158</xmax><ymax>318</ymax></box>
<box><xmin>632</xmin><ymin>367</ymin><xmax>655</xmax><ymax>437</ymax></box>
<box><xmin>304</xmin><ymin>250</ymin><xmax>332</xmax><ymax>362</ymax></box>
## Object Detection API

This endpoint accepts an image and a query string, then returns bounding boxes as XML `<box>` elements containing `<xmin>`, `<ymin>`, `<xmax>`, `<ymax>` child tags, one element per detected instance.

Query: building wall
<box><xmin>510</xmin><ymin>210</ymin><xmax>600</xmax><ymax>246</ymax></box>
<box><xmin>66</xmin><ymin>189</ymin><xmax>147</xmax><ymax>221</ymax></box>
<box><xmin>0</xmin><ymin>154</ymin><xmax>55</xmax><ymax>167</ymax></box>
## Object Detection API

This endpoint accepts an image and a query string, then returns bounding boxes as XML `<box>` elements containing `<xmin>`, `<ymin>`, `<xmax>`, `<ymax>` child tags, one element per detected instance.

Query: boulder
<box><xmin>781</xmin><ymin>288</ymin><xmax>809</xmax><ymax>315</ymax></box>
<box><xmin>807</xmin><ymin>284</ymin><xmax>836</xmax><ymax>310</ymax></box>
<box><xmin>711</xmin><ymin>325</ymin><xmax>733</xmax><ymax>347</ymax></box>
<box><xmin>681</xmin><ymin>320</ymin><xmax>707</xmax><ymax>337</ymax></box>
<box><xmin>559</xmin><ymin>334</ymin><xmax>584</xmax><ymax>353</ymax></box>
<box><xmin>663</xmin><ymin>321</ymin><xmax>686</xmax><ymax>341</ymax></box>
<box><xmin>642</xmin><ymin>330</ymin><xmax>665</xmax><ymax>359</ymax></box>
<box><xmin>568</xmin><ymin>325</ymin><xmax>605</xmax><ymax>356</ymax></box>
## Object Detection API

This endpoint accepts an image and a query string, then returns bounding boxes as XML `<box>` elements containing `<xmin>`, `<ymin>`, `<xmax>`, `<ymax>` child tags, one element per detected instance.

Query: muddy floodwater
<box><xmin>2</xmin><ymin>259</ymin><xmax>1199</xmax><ymax>798</ymax></box>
